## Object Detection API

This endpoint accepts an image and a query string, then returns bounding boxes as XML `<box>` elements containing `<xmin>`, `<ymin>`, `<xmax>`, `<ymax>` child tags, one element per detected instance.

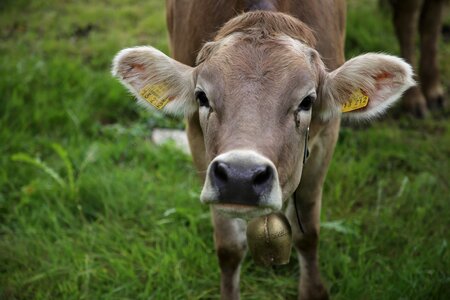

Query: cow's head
<box><xmin>112</xmin><ymin>12</ymin><xmax>413</xmax><ymax>218</ymax></box>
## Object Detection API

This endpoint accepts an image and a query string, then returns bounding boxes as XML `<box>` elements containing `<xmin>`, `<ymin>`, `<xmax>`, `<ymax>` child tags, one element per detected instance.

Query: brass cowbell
<box><xmin>246</xmin><ymin>212</ymin><xmax>292</xmax><ymax>266</ymax></box>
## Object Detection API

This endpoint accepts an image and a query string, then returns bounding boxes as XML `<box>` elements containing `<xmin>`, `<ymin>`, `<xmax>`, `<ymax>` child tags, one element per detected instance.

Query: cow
<box><xmin>112</xmin><ymin>1</ymin><xmax>414</xmax><ymax>299</ymax></box>
<box><xmin>388</xmin><ymin>0</ymin><xmax>448</xmax><ymax>117</ymax></box>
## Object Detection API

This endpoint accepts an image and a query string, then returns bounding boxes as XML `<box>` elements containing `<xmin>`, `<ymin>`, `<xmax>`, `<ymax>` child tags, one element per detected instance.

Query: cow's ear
<box><xmin>112</xmin><ymin>46</ymin><xmax>197</xmax><ymax>116</ymax></box>
<box><xmin>319</xmin><ymin>53</ymin><xmax>414</xmax><ymax>120</ymax></box>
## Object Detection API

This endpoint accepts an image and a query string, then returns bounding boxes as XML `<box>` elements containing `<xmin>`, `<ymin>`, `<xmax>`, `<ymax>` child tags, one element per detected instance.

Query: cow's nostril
<box><xmin>214</xmin><ymin>161</ymin><xmax>229</xmax><ymax>183</ymax></box>
<box><xmin>252</xmin><ymin>165</ymin><xmax>272</xmax><ymax>186</ymax></box>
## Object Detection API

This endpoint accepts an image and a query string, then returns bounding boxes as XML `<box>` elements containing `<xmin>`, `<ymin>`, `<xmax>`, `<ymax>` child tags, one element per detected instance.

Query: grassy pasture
<box><xmin>1</xmin><ymin>0</ymin><xmax>449</xmax><ymax>299</ymax></box>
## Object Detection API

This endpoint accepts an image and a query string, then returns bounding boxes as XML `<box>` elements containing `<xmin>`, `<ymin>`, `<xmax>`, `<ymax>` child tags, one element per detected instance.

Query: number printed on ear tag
<box><xmin>139</xmin><ymin>83</ymin><xmax>171</xmax><ymax>110</ymax></box>
<box><xmin>341</xmin><ymin>89</ymin><xmax>369</xmax><ymax>112</ymax></box>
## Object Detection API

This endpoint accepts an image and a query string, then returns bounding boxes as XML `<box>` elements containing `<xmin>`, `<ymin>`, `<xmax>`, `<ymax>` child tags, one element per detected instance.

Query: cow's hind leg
<box><xmin>211</xmin><ymin>208</ymin><xmax>247</xmax><ymax>300</ymax></box>
<box><xmin>390</xmin><ymin>0</ymin><xmax>429</xmax><ymax>117</ymax></box>
<box><xmin>419</xmin><ymin>0</ymin><xmax>447</xmax><ymax>109</ymax></box>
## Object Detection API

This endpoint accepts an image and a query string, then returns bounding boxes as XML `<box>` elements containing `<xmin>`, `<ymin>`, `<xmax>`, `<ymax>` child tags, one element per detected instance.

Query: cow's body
<box><xmin>167</xmin><ymin>1</ymin><xmax>345</xmax><ymax>299</ymax></box>
<box><xmin>113</xmin><ymin>1</ymin><xmax>414</xmax><ymax>299</ymax></box>
<box><xmin>166</xmin><ymin>0</ymin><xmax>346</xmax><ymax>69</ymax></box>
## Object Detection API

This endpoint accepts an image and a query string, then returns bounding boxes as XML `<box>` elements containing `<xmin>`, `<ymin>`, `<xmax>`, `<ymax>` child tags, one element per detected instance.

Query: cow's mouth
<box><xmin>212</xmin><ymin>203</ymin><xmax>276</xmax><ymax>219</ymax></box>
<box><xmin>200</xmin><ymin>150</ymin><xmax>282</xmax><ymax>217</ymax></box>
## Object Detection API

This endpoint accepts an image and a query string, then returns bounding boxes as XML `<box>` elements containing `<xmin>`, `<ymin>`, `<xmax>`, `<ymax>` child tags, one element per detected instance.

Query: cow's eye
<box><xmin>196</xmin><ymin>91</ymin><xmax>210</xmax><ymax>108</ymax></box>
<box><xmin>298</xmin><ymin>95</ymin><xmax>315</xmax><ymax>111</ymax></box>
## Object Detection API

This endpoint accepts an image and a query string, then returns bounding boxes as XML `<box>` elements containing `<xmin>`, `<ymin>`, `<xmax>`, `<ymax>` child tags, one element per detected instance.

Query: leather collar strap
<box><xmin>293</xmin><ymin>126</ymin><xmax>310</xmax><ymax>234</ymax></box>
<box><xmin>293</xmin><ymin>190</ymin><xmax>305</xmax><ymax>234</ymax></box>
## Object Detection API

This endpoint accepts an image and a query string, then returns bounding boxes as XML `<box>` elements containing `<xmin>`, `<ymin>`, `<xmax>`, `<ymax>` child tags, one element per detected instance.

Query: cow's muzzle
<box><xmin>200</xmin><ymin>150</ymin><xmax>282</xmax><ymax>217</ymax></box>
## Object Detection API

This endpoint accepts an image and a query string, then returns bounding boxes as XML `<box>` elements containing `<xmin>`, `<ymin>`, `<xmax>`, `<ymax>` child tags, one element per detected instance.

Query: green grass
<box><xmin>1</xmin><ymin>0</ymin><xmax>449</xmax><ymax>299</ymax></box>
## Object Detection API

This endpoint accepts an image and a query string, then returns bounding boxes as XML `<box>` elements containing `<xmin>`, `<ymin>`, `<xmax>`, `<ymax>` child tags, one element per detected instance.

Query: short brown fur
<box><xmin>214</xmin><ymin>11</ymin><xmax>317</xmax><ymax>46</ymax></box>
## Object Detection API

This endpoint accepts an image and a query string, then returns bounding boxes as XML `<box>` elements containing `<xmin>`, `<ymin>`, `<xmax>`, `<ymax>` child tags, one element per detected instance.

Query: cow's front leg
<box><xmin>286</xmin><ymin>120</ymin><xmax>340</xmax><ymax>300</ymax></box>
<box><xmin>287</xmin><ymin>188</ymin><xmax>328</xmax><ymax>300</ymax></box>
<box><xmin>211</xmin><ymin>207</ymin><xmax>247</xmax><ymax>300</ymax></box>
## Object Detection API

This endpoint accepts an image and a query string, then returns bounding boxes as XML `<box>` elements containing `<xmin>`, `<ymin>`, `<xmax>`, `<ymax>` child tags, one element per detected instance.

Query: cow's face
<box><xmin>193</xmin><ymin>37</ymin><xmax>322</xmax><ymax>217</ymax></box>
<box><xmin>112</xmin><ymin>20</ymin><xmax>413</xmax><ymax>219</ymax></box>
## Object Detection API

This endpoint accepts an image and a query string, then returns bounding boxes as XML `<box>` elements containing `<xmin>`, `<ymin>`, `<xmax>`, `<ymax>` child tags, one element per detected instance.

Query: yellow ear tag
<box><xmin>342</xmin><ymin>89</ymin><xmax>369</xmax><ymax>112</ymax></box>
<box><xmin>139</xmin><ymin>83</ymin><xmax>171</xmax><ymax>110</ymax></box>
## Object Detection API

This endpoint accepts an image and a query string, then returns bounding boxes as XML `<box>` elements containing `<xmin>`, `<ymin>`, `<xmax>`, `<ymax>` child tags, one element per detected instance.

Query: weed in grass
<box><xmin>12</xmin><ymin>144</ymin><xmax>78</xmax><ymax>200</ymax></box>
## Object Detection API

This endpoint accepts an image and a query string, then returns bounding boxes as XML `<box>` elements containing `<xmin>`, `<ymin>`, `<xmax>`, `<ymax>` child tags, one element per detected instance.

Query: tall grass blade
<box><xmin>321</xmin><ymin>220</ymin><xmax>357</xmax><ymax>236</ymax></box>
<box><xmin>11</xmin><ymin>153</ymin><xmax>66</xmax><ymax>188</ymax></box>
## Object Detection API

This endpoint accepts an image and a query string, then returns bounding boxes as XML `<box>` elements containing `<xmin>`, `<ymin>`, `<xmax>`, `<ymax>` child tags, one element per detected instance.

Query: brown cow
<box><xmin>389</xmin><ymin>0</ymin><xmax>448</xmax><ymax>116</ymax></box>
<box><xmin>112</xmin><ymin>1</ymin><xmax>414</xmax><ymax>299</ymax></box>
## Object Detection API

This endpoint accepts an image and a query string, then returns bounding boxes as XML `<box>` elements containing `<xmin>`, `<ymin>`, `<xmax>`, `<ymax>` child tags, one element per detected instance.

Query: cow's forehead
<box><xmin>203</xmin><ymin>35</ymin><xmax>313</xmax><ymax>70</ymax></box>
<box><xmin>197</xmin><ymin>36</ymin><xmax>317</xmax><ymax>93</ymax></box>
